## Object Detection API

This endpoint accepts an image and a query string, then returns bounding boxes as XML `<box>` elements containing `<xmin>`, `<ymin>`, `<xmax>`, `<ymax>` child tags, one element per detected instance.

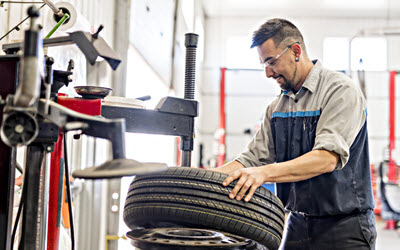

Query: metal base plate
<box><xmin>72</xmin><ymin>159</ymin><xmax>168</xmax><ymax>179</ymax></box>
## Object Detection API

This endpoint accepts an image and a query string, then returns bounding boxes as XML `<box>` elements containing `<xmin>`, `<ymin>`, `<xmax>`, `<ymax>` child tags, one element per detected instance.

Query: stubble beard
<box><xmin>280</xmin><ymin>65</ymin><xmax>298</xmax><ymax>91</ymax></box>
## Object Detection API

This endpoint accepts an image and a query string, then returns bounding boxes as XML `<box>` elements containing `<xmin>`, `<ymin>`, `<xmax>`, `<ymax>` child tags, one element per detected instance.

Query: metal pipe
<box><xmin>39</xmin><ymin>153</ymin><xmax>51</xmax><ymax>250</ymax></box>
<box><xmin>181</xmin><ymin>151</ymin><xmax>192</xmax><ymax>168</ymax></box>
<box><xmin>13</xmin><ymin>7</ymin><xmax>41</xmax><ymax>107</ymax></box>
<box><xmin>42</xmin><ymin>0</ymin><xmax>63</xmax><ymax>17</ymax></box>
<box><xmin>45</xmin><ymin>13</ymin><xmax>70</xmax><ymax>39</ymax></box>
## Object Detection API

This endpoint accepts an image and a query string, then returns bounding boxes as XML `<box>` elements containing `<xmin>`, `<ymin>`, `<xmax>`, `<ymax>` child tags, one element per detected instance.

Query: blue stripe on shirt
<box><xmin>272</xmin><ymin>110</ymin><xmax>321</xmax><ymax>119</ymax></box>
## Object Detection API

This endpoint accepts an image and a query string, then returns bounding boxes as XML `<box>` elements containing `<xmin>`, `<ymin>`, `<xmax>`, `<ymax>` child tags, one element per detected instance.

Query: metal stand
<box><xmin>180</xmin><ymin>33</ymin><xmax>198</xmax><ymax>167</ymax></box>
<box><xmin>19</xmin><ymin>144</ymin><xmax>45</xmax><ymax>250</ymax></box>
<box><xmin>101</xmin><ymin>33</ymin><xmax>200</xmax><ymax>168</ymax></box>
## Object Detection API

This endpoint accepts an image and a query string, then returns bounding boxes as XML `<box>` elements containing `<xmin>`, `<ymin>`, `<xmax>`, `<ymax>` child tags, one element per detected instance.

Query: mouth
<box><xmin>275</xmin><ymin>76</ymin><xmax>284</xmax><ymax>84</ymax></box>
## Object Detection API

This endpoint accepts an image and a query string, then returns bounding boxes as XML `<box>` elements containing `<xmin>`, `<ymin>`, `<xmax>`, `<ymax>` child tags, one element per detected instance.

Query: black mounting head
<box><xmin>27</xmin><ymin>6</ymin><xmax>40</xmax><ymax>18</ymax></box>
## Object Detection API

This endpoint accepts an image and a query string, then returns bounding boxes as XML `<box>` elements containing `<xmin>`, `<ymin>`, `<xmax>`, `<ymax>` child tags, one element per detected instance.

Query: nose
<box><xmin>265</xmin><ymin>67</ymin><xmax>274</xmax><ymax>78</ymax></box>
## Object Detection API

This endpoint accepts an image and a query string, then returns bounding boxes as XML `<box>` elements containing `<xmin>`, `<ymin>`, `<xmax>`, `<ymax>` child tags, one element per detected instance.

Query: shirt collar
<box><xmin>280</xmin><ymin>60</ymin><xmax>321</xmax><ymax>96</ymax></box>
<box><xmin>301</xmin><ymin>60</ymin><xmax>321</xmax><ymax>94</ymax></box>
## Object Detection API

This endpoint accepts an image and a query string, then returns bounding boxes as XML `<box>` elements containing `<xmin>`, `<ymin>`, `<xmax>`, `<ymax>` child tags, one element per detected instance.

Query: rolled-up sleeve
<box><xmin>235</xmin><ymin>104</ymin><xmax>276</xmax><ymax>168</ymax></box>
<box><xmin>312</xmin><ymin>77</ymin><xmax>366</xmax><ymax>170</ymax></box>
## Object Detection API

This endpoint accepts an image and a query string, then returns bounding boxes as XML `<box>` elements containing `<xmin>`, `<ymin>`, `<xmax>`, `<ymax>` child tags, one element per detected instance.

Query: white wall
<box><xmin>0</xmin><ymin>0</ymin><xmax>116</xmax><ymax>89</ymax></box>
<box><xmin>0</xmin><ymin>0</ymin><xmax>115</xmax><ymax>46</ymax></box>
<box><xmin>199</xmin><ymin>15</ymin><xmax>400</xmax><ymax>167</ymax></box>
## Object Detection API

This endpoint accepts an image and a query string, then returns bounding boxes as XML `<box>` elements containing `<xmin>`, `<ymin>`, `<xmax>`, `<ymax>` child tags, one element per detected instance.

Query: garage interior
<box><xmin>1</xmin><ymin>0</ymin><xmax>400</xmax><ymax>249</ymax></box>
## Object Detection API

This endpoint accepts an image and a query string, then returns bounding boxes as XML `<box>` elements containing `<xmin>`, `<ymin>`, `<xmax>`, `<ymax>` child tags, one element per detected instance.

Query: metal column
<box><xmin>19</xmin><ymin>144</ymin><xmax>45</xmax><ymax>250</ymax></box>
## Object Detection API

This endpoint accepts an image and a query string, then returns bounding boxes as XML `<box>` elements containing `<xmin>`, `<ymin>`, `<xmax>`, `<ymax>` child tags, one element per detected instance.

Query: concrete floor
<box><xmin>376</xmin><ymin>218</ymin><xmax>400</xmax><ymax>250</ymax></box>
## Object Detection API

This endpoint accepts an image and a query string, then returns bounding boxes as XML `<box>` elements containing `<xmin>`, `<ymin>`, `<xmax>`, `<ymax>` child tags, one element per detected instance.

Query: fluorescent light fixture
<box><xmin>322</xmin><ymin>0</ymin><xmax>384</xmax><ymax>8</ymax></box>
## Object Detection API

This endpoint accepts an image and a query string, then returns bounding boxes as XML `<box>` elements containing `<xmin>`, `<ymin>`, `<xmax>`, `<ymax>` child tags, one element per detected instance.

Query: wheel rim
<box><xmin>127</xmin><ymin>228</ymin><xmax>260</xmax><ymax>249</ymax></box>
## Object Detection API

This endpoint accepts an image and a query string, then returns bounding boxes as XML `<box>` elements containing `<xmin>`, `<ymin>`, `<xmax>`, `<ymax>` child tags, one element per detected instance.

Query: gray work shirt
<box><xmin>236</xmin><ymin>60</ymin><xmax>374</xmax><ymax>216</ymax></box>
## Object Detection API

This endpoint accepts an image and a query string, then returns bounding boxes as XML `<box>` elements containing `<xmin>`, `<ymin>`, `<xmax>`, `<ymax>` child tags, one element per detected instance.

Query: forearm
<box><xmin>213</xmin><ymin>160</ymin><xmax>244</xmax><ymax>174</ymax></box>
<box><xmin>222</xmin><ymin>149</ymin><xmax>339</xmax><ymax>202</ymax></box>
<box><xmin>263</xmin><ymin>149</ymin><xmax>339</xmax><ymax>183</ymax></box>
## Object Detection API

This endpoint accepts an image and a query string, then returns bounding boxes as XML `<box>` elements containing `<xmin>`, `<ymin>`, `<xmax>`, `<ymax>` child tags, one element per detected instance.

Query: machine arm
<box><xmin>38</xmin><ymin>99</ymin><xmax>126</xmax><ymax>159</ymax></box>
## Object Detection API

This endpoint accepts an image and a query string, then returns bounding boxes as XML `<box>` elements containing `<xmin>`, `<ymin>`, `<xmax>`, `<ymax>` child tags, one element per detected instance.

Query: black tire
<box><xmin>123</xmin><ymin>167</ymin><xmax>285</xmax><ymax>250</ymax></box>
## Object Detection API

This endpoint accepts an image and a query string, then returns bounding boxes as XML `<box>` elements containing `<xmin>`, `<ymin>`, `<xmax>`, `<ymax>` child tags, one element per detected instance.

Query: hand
<box><xmin>222</xmin><ymin>166</ymin><xmax>267</xmax><ymax>202</ymax></box>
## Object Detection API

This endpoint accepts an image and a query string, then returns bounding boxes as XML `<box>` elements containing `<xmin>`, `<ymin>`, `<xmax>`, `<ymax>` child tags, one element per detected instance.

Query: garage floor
<box><xmin>376</xmin><ymin>218</ymin><xmax>400</xmax><ymax>250</ymax></box>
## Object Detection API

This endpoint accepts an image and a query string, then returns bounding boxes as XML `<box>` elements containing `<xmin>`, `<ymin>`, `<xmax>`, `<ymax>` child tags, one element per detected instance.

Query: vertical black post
<box><xmin>183</xmin><ymin>33</ymin><xmax>198</xmax><ymax>100</ymax></box>
<box><xmin>181</xmin><ymin>33</ymin><xmax>198</xmax><ymax>167</ymax></box>
<box><xmin>19</xmin><ymin>144</ymin><xmax>44</xmax><ymax>250</ymax></box>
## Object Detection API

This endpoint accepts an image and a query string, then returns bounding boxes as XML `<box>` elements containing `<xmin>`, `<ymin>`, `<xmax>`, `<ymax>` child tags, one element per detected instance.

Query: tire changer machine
<box><xmin>0</xmin><ymin>6</ymin><xmax>218</xmax><ymax>250</ymax></box>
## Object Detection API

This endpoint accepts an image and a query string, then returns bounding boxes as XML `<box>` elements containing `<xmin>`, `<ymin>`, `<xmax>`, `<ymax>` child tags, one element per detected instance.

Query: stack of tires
<box><xmin>123</xmin><ymin>167</ymin><xmax>285</xmax><ymax>250</ymax></box>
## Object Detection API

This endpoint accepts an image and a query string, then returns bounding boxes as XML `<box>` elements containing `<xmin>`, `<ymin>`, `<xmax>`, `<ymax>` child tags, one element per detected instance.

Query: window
<box><xmin>350</xmin><ymin>37</ymin><xmax>387</xmax><ymax>71</ymax></box>
<box><xmin>323</xmin><ymin>37</ymin><xmax>349</xmax><ymax>71</ymax></box>
<box><xmin>323</xmin><ymin>37</ymin><xmax>387</xmax><ymax>71</ymax></box>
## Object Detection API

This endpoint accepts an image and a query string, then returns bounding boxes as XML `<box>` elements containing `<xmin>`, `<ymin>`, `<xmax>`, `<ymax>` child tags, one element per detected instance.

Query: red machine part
<box><xmin>47</xmin><ymin>95</ymin><xmax>102</xmax><ymax>250</ymax></box>
<box><xmin>47</xmin><ymin>132</ymin><xmax>64</xmax><ymax>250</ymax></box>
<box><xmin>370</xmin><ymin>164</ymin><xmax>381</xmax><ymax>215</ymax></box>
<box><xmin>57</xmin><ymin>96</ymin><xmax>101</xmax><ymax>116</ymax></box>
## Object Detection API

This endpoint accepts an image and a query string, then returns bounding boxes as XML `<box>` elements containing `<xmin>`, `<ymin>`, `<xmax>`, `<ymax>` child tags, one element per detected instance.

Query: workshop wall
<box><xmin>126</xmin><ymin>0</ymin><xmax>205</xmax><ymax>168</ymax></box>
<box><xmin>0</xmin><ymin>0</ymin><xmax>116</xmax><ymax>89</ymax></box>
<box><xmin>200</xmin><ymin>15</ymin><xmax>400</xmax><ymax>168</ymax></box>
<box><xmin>130</xmin><ymin>0</ymin><xmax>175</xmax><ymax>85</ymax></box>
<box><xmin>0</xmin><ymin>0</ymin><xmax>115</xmax><ymax>46</ymax></box>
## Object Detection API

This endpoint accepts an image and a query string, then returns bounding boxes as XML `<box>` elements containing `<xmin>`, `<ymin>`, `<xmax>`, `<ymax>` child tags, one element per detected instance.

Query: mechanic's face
<box><xmin>257</xmin><ymin>39</ymin><xmax>299</xmax><ymax>91</ymax></box>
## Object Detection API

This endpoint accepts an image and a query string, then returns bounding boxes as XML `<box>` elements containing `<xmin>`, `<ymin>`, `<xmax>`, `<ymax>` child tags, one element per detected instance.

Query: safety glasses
<box><xmin>260</xmin><ymin>42</ymin><xmax>300</xmax><ymax>69</ymax></box>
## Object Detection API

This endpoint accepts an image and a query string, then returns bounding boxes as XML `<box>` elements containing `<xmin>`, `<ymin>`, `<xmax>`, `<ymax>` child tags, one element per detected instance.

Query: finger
<box><xmin>229</xmin><ymin>175</ymin><xmax>247</xmax><ymax>199</ymax></box>
<box><xmin>222</xmin><ymin>171</ymin><xmax>241</xmax><ymax>186</ymax></box>
<box><xmin>244</xmin><ymin>184</ymin><xmax>259</xmax><ymax>202</ymax></box>
<box><xmin>236</xmin><ymin>179</ymin><xmax>252</xmax><ymax>201</ymax></box>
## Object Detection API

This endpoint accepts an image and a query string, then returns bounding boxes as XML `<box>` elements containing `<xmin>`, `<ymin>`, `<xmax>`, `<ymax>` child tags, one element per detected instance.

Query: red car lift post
<box><xmin>388</xmin><ymin>71</ymin><xmax>397</xmax><ymax>182</ymax></box>
<box><xmin>384</xmin><ymin>71</ymin><xmax>399</xmax><ymax>230</ymax></box>
<box><xmin>217</xmin><ymin>67</ymin><xmax>227</xmax><ymax>168</ymax></box>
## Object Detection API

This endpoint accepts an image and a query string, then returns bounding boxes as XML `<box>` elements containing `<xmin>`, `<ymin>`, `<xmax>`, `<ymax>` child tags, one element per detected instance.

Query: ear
<box><xmin>292</xmin><ymin>43</ymin><xmax>302</xmax><ymax>58</ymax></box>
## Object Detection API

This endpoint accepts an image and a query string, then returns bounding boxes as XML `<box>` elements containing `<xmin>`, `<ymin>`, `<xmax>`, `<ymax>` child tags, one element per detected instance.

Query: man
<box><xmin>214</xmin><ymin>18</ymin><xmax>377</xmax><ymax>249</ymax></box>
